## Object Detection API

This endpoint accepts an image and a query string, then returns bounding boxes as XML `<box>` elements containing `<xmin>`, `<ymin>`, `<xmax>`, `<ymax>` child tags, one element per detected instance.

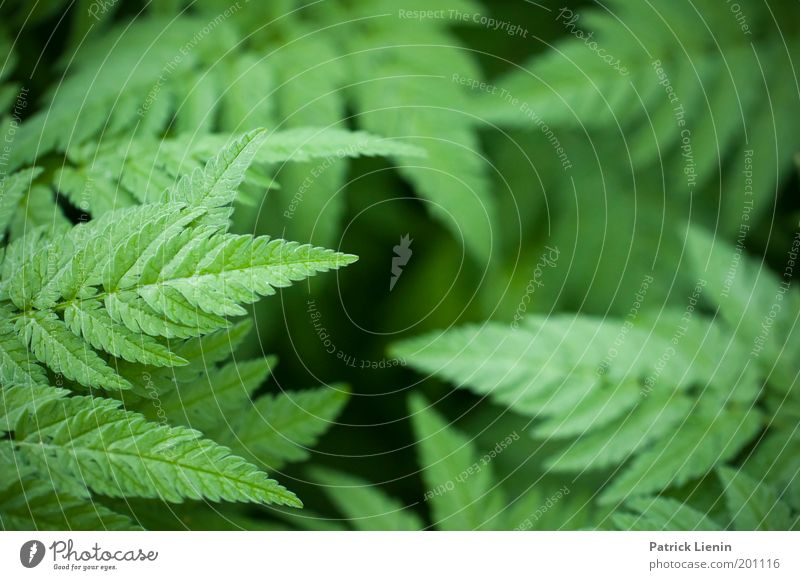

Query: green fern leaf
<box><xmin>396</xmin><ymin>310</ymin><xmax>765</xmax><ymax>506</ymax></box>
<box><xmin>63</xmin><ymin>299</ymin><xmax>187</xmax><ymax>367</ymax></box>
<box><xmin>33</xmin><ymin>202</ymin><xmax>188</xmax><ymax>306</ymax></box>
<box><xmin>165</xmin><ymin>128</ymin><xmax>268</xmax><ymax>211</ymax></box>
<box><xmin>309</xmin><ymin>466</ymin><xmax>424</xmax><ymax>531</ymax></box>
<box><xmin>0</xmin><ymin>167</ymin><xmax>43</xmax><ymax>233</ymax></box>
<box><xmin>16</xmin><ymin>311</ymin><xmax>131</xmax><ymax>391</ymax></box>
<box><xmin>0</xmin><ymin>384</ymin><xmax>68</xmax><ymax>435</ymax></box>
<box><xmin>169</xmin><ymin>319</ymin><xmax>253</xmax><ymax>380</ymax></box>
<box><xmin>600</xmin><ymin>399</ymin><xmax>763</xmax><ymax>504</ymax></box>
<box><xmin>269</xmin><ymin>21</ymin><xmax>348</xmax><ymax>246</ymax></box>
<box><xmin>105</xmin><ymin>291</ymin><xmax>211</xmax><ymax>339</ymax></box>
<box><xmin>0</xmin><ymin>447</ymin><xmax>137</xmax><ymax>531</ymax></box>
<box><xmin>134</xmin><ymin>234</ymin><xmax>357</xmax><ymax>318</ymax></box>
<box><xmin>409</xmin><ymin>394</ymin><xmax>505</xmax><ymax>530</ymax></box>
<box><xmin>613</xmin><ymin>497</ymin><xmax>722</xmax><ymax>531</ymax></box>
<box><xmin>477</xmin><ymin>0</ymin><xmax>800</xmax><ymax>216</ymax></box>
<box><xmin>0</xmin><ymin>322</ymin><xmax>49</xmax><ymax>388</ymax></box>
<box><xmin>13</xmin><ymin>396</ymin><xmax>301</xmax><ymax>507</ymax></box>
<box><xmin>392</xmin><ymin>313</ymin><xmax>750</xmax><ymax>419</ymax></box>
<box><xmin>718</xmin><ymin>467</ymin><xmax>793</xmax><ymax>531</ymax></box>
<box><xmin>230</xmin><ymin>386</ymin><xmax>350</xmax><ymax>469</ymax></box>
<box><xmin>160</xmin><ymin>357</ymin><xmax>276</xmax><ymax>433</ymax></box>
<box><xmin>7</xmin><ymin>185</ymin><xmax>70</xmax><ymax>242</ymax></box>
<box><xmin>687</xmin><ymin>225</ymin><xmax>800</xmax><ymax>392</ymax></box>
<box><xmin>547</xmin><ymin>389</ymin><xmax>693</xmax><ymax>472</ymax></box>
<box><xmin>255</xmin><ymin>128</ymin><xmax>425</xmax><ymax>164</ymax></box>
<box><xmin>217</xmin><ymin>53</ymin><xmax>276</xmax><ymax>132</ymax></box>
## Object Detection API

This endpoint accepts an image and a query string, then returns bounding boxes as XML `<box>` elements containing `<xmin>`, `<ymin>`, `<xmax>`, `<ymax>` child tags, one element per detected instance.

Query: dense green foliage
<box><xmin>1</xmin><ymin>0</ymin><xmax>798</xmax><ymax>530</ymax></box>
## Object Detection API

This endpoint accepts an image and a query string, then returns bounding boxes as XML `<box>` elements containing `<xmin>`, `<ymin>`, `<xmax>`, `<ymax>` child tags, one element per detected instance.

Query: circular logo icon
<box><xmin>20</xmin><ymin>540</ymin><xmax>46</xmax><ymax>568</ymax></box>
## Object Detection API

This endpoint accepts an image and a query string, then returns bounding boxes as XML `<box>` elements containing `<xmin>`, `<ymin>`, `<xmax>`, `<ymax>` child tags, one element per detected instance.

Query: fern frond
<box><xmin>133</xmin><ymin>233</ymin><xmax>357</xmax><ymax>317</ymax></box>
<box><xmin>64</xmin><ymin>299</ymin><xmax>186</xmax><ymax>367</ymax></box>
<box><xmin>309</xmin><ymin>466</ymin><xmax>424</xmax><ymax>531</ymax></box>
<box><xmin>0</xmin><ymin>384</ymin><xmax>68</xmax><ymax>434</ymax></box>
<box><xmin>599</xmin><ymin>399</ymin><xmax>762</xmax><ymax>504</ymax></box>
<box><xmin>409</xmin><ymin>394</ymin><xmax>505</xmax><ymax>530</ymax></box>
<box><xmin>0</xmin><ymin>167</ymin><xmax>42</xmax><ymax>233</ymax></box>
<box><xmin>718</xmin><ymin>467</ymin><xmax>794</xmax><ymax>531</ymax></box>
<box><xmin>612</xmin><ymin>497</ymin><xmax>722</xmax><ymax>531</ymax></box>
<box><xmin>255</xmin><ymin>128</ymin><xmax>426</xmax><ymax>164</ymax></box>
<box><xmin>0</xmin><ymin>321</ymin><xmax>49</xmax><ymax>388</ymax></box>
<box><xmin>169</xmin><ymin>319</ymin><xmax>253</xmax><ymax>378</ymax></box>
<box><xmin>16</xmin><ymin>311</ymin><xmax>132</xmax><ymax>391</ymax></box>
<box><xmin>392</xmin><ymin>312</ymin><xmax>752</xmax><ymax>417</ymax></box>
<box><xmin>12</xmin><ymin>395</ymin><xmax>301</xmax><ymax>507</ymax></box>
<box><xmin>159</xmin><ymin>357</ymin><xmax>276</xmax><ymax>433</ymax></box>
<box><xmin>395</xmin><ymin>308</ymin><xmax>765</xmax><ymax>505</ymax></box>
<box><xmin>104</xmin><ymin>291</ymin><xmax>214</xmax><ymax>339</ymax></box>
<box><xmin>0</xmin><ymin>446</ymin><xmax>137</xmax><ymax>531</ymax></box>
<box><xmin>269</xmin><ymin>20</ymin><xmax>348</xmax><ymax>246</ymax></box>
<box><xmin>613</xmin><ymin>469</ymin><xmax>796</xmax><ymax>531</ymax></box>
<box><xmin>2</xmin><ymin>133</ymin><xmax>357</xmax><ymax>394</ymax></box>
<box><xmin>165</xmin><ymin>128</ymin><xmax>268</xmax><ymax>213</ymax></box>
<box><xmin>478</xmin><ymin>0</ymin><xmax>800</xmax><ymax>218</ymax></box>
<box><xmin>0</xmin><ymin>119</ymin><xmax>360</xmax><ymax>526</ymax></box>
<box><xmin>742</xmin><ymin>417</ymin><xmax>800</xmax><ymax>512</ymax></box>
<box><xmin>547</xmin><ymin>389</ymin><xmax>693</xmax><ymax>472</ymax></box>
<box><xmin>316</xmin><ymin>392</ymin><xmax>510</xmax><ymax>531</ymax></box>
<box><xmin>687</xmin><ymin>225</ymin><xmax>800</xmax><ymax>392</ymax></box>
<box><xmin>230</xmin><ymin>386</ymin><xmax>350</xmax><ymax>469</ymax></box>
